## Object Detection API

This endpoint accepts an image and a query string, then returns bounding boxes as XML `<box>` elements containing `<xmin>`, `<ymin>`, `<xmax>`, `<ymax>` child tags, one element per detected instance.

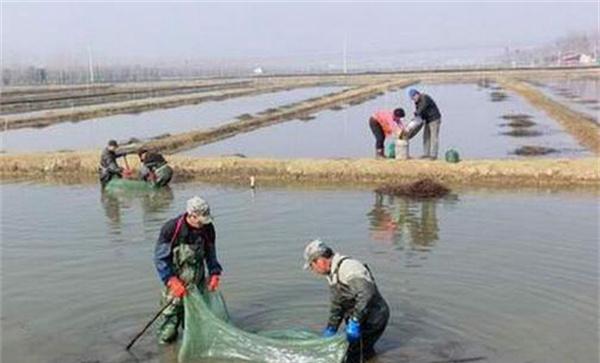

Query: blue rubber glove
<box><xmin>322</xmin><ymin>325</ymin><xmax>337</xmax><ymax>338</ymax></box>
<box><xmin>345</xmin><ymin>318</ymin><xmax>361</xmax><ymax>342</ymax></box>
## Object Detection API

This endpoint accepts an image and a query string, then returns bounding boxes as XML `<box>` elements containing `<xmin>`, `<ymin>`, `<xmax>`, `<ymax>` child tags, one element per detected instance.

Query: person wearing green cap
<box><xmin>153</xmin><ymin>196</ymin><xmax>223</xmax><ymax>344</ymax></box>
<box><xmin>304</xmin><ymin>239</ymin><xmax>390</xmax><ymax>363</ymax></box>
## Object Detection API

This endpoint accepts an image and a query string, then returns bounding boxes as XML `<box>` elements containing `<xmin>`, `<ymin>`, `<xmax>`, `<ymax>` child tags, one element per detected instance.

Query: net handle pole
<box><xmin>123</xmin><ymin>155</ymin><xmax>130</xmax><ymax>170</ymax></box>
<box><xmin>125</xmin><ymin>298</ymin><xmax>174</xmax><ymax>350</ymax></box>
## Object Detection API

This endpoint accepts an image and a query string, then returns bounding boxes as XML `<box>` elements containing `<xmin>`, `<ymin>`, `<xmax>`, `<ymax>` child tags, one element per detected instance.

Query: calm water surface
<box><xmin>1</xmin><ymin>182</ymin><xmax>598</xmax><ymax>363</ymax></box>
<box><xmin>535</xmin><ymin>78</ymin><xmax>599</xmax><ymax>123</ymax></box>
<box><xmin>0</xmin><ymin>87</ymin><xmax>344</xmax><ymax>153</ymax></box>
<box><xmin>185</xmin><ymin>84</ymin><xmax>589</xmax><ymax>159</ymax></box>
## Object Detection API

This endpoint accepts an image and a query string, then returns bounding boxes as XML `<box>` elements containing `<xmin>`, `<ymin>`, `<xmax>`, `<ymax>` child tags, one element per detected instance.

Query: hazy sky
<box><xmin>1</xmin><ymin>1</ymin><xmax>597</xmax><ymax>66</ymax></box>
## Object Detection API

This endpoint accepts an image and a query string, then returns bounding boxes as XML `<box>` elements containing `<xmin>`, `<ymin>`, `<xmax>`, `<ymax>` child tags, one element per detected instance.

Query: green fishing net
<box><xmin>178</xmin><ymin>287</ymin><xmax>348</xmax><ymax>363</ymax></box>
<box><xmin>105</xmin><ymin>178</ymin><xmax>156</xmax><ymax>192</ymax></box>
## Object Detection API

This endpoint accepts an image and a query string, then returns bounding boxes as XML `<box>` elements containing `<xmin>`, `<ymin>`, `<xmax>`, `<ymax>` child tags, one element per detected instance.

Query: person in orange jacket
<box><xmin>153</xmin><ymin>196</ymin><xmax>223</xmax><ymax>344</ymax></box>
<box><xmin>369</xmin><ymin>108</ymin><xmax>405</xmax><ymax>158</ymax></box>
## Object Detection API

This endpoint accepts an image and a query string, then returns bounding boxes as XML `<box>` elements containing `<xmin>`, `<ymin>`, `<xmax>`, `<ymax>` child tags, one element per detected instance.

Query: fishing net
<box><xmin>105</xmin><ymin>178</ymin><xmax>156</xmax><ymax>192</ymax></box>
<box><xmin>178</xmin><ymin>287</ymin><xmax>348</xmax><ymax>363</ymax></box>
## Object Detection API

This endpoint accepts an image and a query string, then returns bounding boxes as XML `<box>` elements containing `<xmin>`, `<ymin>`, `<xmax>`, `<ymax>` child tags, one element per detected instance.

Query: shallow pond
<box><xmin>535</xmin><ymin>78</ymin><xmax>599</xmax><ymax>123</ymax></box>
<box><xmin>0</xmin><ymin>86</ymin><xmax>344</xmax><ymax>153</ymax></box>
<box><xmin>184</xmin><ymin>84</ymin><xmax>589</xmax><ymax>159</ymax></box>
<box><xmin>1</xmin><ymin>181</ymin><xmax>597</xmax><ymax>363</ymax></box>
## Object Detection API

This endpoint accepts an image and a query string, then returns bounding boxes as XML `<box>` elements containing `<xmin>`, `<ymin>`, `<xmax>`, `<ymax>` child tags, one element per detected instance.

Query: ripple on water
<box><xmin>1</xmin><ymin>182</ymin><xmax>597</xmax><ymax>363</ymax></box>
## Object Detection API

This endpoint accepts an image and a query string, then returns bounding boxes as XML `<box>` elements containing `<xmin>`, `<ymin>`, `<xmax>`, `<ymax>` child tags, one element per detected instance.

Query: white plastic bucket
<box><xmin>395</xmin><ymin>139</ymin><xmax>409</xmax><ymax>159</ymax></box>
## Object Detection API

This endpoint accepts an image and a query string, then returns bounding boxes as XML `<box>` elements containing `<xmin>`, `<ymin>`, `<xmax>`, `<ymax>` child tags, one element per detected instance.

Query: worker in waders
<box><xmin>154</xmin><ymin>196</ymin><xmax>223</xmax><ymax>344</ymax></box>
<box><xmin>98</xmin><ymin>139</ymin><xmax>129</xmax><ymax>187</ymax></box>
<box><xmin>408</xmin><ymin>88</ymin><xmax>442</xmax><ymax>160</ymax></box>
<box><xmin>304</xmin><ymin>240</ymin><xmax>390</xmax><ymax>363</ymax></box>
<box><xmin>369</xmin><ymin>108</ymin><xmax>405</xmax><ymax>158</ymax></box>
<box><xmin>137</xmin><ymin>148</ymin><xmax>174</xmax><ymax>187</ymax></box>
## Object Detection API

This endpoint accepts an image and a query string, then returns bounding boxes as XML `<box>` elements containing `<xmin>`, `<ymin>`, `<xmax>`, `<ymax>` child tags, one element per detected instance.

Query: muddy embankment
<box><xmin>137</xmin><ymin>79</ymin><xmax>416</xmax><ymax>153</ymax></box>
<box><xmin>415</xmin><ymin>67</ymin><xmax>598</xmax><ymax>84</ymax></box>
<box><xmin>1</xmin><ymin>83</ymin><xmax>114</xmax><ymax>97</ymax></box>
<box><xmin>0</xmin><ymin>80</ymin><xmax>333</xmax><ymax>130</ymax></box>
<box><xmin>0</xmin><ymin>80</ymin><xmax>254</xmax><ymax>114</ymax></box>
<box><xmin>2</xmin><ymin>152</ymin><xmax>599</xmax><ymax>189</ymax></box>
<box><xmin>272</xmin><ymin>66</ymin><xmax>599</xmax><ymax>85</ymax></box>
<box><xmin>497</xmin><ymin>78</ymin><xmax>600</xmax><ymax>154</ymax></box>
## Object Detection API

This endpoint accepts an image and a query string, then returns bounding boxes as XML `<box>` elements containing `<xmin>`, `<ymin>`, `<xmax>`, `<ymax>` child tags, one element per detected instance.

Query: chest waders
<box><xmin>330</xmin><ymin>257</ymin><xmax>376</xmax><ymax>321</ymax></box>
<box><xmin>99</xmin><ymin>166</ymin><xmax>121</xmax><ymax>187</ymax></box>
<box><xmin>330</xmin><ymin>258</ymin><xmax>387</xmax><ymax>363</ymax></box>
<box><xmin>153</xmin><ymin>163</ymin><xmax>173</xmax><ymax>187</ymax></box>
<box><xmin>158</xmin><ymin>216</ymin><xmax>207</xmax><ymax>344</ymax></box>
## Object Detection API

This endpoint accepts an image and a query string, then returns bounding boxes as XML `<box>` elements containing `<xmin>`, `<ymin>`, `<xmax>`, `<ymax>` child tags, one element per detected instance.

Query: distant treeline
<box><xmin>0</xmin><ymin>65</ymin><xmax>258</xmax><ymax>86</ymax></box>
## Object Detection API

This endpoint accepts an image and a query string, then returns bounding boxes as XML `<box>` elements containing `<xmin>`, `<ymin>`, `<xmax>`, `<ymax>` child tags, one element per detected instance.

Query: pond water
<box><xmin>0</xmin><ymin>86</ymin><xmax>345</xmax><ymax>153</ymax></box>
<box><xmin>1</xmin><ymin>181</ymin><xmax>597</xmax><ymax>363</ymax></box>
<box><xmin>534</xmin><ymin>78</ymin><xmax>599</xmax><ymax>123</ymax></box>
<box><xmin>184</xmin><ymin>83</ymin><xmax>590</xmax><ymax>159</ymax></box>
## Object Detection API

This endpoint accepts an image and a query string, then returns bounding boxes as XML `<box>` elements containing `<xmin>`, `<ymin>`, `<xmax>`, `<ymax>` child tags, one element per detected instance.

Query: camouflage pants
<box><xmin>157</xmin><ymin>243</ymin><xmax>205</xmax><ymax>344</ymax></box>
<box><xmin>99</xmin><ymin>169</ymin><xmax>121</xmax><ymax>188</ymax></box>
<box><xmin>141</xmin><ymin>164</ymin><xmax>173</xmax><ymax>188</ymax></box>
<box><xmin>153</xmin><ymin>164</ymin><xmax>173</xmax><ymax>188</ymax></box>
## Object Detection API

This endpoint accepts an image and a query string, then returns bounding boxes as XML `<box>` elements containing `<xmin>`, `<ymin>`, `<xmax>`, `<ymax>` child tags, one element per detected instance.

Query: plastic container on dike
<box><xmin>395</xmin><ymin>139</ymin><xmax>409</xmax><ymax>160</ymax></box>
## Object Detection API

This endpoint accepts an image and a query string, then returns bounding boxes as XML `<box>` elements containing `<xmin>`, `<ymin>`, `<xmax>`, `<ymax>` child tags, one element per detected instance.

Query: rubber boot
<box><xmin>157</xmin><ymin>316</ymin><xmax>179</xmax><ymax>344</ymax></box>
<box><xmin>157</xmin><ymin>292</ymin><xmax>183</xmax><ymax>344</ymax></box>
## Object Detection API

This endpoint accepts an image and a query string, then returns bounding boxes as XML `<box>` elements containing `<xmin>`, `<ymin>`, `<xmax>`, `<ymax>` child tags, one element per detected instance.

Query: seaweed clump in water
<box><xmin>500</xmin><ymin>113</ymin><xmax>532</xmax><ymax>121</ymax></box>
<box><xmin>298</xmin><ymin>115</ymin><xmax>316</xmax><ymax>121</ymax></box>
<box><xmin>575</xmin><ymin>98</ymin><xmax>599</xmax><ymax>105</ymax></box>
<box><xmin>237</xmin><ymin>113</ymin><xmax>254</xmax><ymax>121</ymax></box>
<box><xmin>348</xmin><ymin>97</ymin><xmax>369</xmax><ymax>106</ymax></box>
<box><xmin>499</xmin><ymin>114</ymin><xmax>536</xmax><ymax>128</ymax></box>
<box><xmin>259</xmin><ymin>108</ymin><xmax>280</xmax><ymax>115</ymax></box>
<box><xmin>477</xmin><ymin>78</ymin><xmax>492</xmax><ymax>88</ymax></box>
<box><xmin>501</xmin><ymin>129</ymin><xmax>543</xmax><ymax>137</ymax></box>
<box><xmin>556</xmin><ymin>90</ymin><xmax>578</xmax><ymax>99</ymax></box>
<box><xmin>490</xmin><ymin>91</ymin><xmax>508</xmax><ymax>102</ymax></box>
<box><xmin>513</xmin><ymin>145</ymin><xmax>558</xmax><ymax>156</ymax></box>
<box><xmin>375</xmin><ymin>179</ymin><xmax>450</xmax><ymax>199</ymax></box>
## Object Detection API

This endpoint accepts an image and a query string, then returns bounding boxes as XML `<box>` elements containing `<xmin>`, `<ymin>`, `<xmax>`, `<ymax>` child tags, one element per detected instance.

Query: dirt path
<box><xmin>2</xmin><ymin>151</ymin><xmax>598</xmax><ymax>189</ymax></box>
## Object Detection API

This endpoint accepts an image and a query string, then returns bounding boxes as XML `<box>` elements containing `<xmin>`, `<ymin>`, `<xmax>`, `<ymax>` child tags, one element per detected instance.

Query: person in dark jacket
<box><xmin>99</xmin><ymin>140</ymin><xmax>128</xmax><ymax>187</ymax></box>
<box><xmin>154</xmin><ymin>196</ymin><xmax>223</xmax><ymax>344</ymax></box>
<box><xmin>408</xmin><ymin>88</ymin><xmax>442</xmax><ymax>159</ymax></box>
<box><xmin>137</xmin><ymin>148</ymin><xmax>173</xmax><ymax>187</ymax></box>
<box><xmin>304</xmin><ymin>240</ymin><xmax>390</xmax><ymax>363</ymax></box>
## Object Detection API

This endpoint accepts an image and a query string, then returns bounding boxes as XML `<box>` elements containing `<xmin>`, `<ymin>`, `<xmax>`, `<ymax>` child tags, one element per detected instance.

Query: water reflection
<box><xmin>141</xmin><ymin>187</ymin><xmax>175</xmax><ymax>214</ymax></box>
<box><xmin>100</xmin><ymin>186</ymin><xmax>175</xmax><ymax>230</ymax></box>
<box><xmin>101</xmin><ymin>188</ymin><xmax>122</xmax><ymax>226</ymax></box>
<box><xmin>367</xmin><ymin>192</ymin><xmax>442</xmax><ymax>252</ymax></box>
<box><xmin>3</xmin><ymin>182</ymin><xmax>598</xmax><ymax>363</ymax></box>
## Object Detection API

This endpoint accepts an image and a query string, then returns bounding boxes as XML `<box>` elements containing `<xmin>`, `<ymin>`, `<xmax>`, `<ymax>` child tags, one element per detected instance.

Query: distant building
<box><xmin>560</xmin><ymin>52</ymin><xmax>597</xmax><ymax>65</ymax></box>
<box><xmin>253</xmin><ymin>67</ymin><xmax>264</xmax><ymax>75</ymax></box>
<box><xmin>579</xmin><ymin>54</ymin><xmax>595</xmax><ymax>64</ymax></box>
